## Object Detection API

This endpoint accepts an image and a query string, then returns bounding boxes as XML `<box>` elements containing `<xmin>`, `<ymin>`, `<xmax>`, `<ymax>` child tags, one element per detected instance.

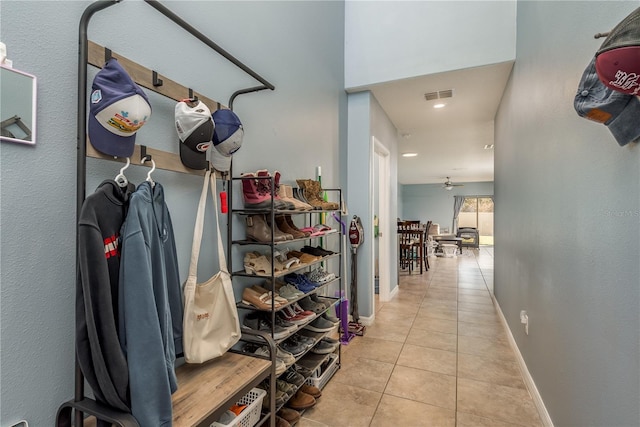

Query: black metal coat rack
<box><xmin>56</xmin><ymin>1</ymin><xmax>275</xmax><ymax>426</ymax></box>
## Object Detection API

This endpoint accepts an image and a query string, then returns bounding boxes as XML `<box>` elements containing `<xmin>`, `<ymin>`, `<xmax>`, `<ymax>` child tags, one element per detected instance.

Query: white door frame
<box><xmin>373</xmin><ymin>137</ymin><xmax>391</xmax><ymax>303</ymax></box>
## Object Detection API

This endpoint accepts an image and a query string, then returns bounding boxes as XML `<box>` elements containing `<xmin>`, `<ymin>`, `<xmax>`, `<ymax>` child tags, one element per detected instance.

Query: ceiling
<box><xmin>354</xmin><ymin>61</ymin><xmax>514</xmax><ymax>185</ymax></box>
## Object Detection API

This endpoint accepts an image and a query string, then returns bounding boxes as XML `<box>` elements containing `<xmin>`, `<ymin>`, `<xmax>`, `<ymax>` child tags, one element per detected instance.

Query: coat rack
<box><xmin>58</xmin><ymin>1</ymin><xmax>277</xmax><ymax>426</ymax></box>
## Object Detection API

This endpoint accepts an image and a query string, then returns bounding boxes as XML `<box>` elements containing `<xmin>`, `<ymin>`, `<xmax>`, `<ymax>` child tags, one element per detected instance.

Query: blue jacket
<box><xmin>118</xmin><ymin>181</ymin><xmax>183</xmax><ymax>427</ymax></box>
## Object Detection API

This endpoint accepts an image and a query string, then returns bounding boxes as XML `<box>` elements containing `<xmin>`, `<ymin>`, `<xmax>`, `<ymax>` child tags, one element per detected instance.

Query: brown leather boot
<box><xmin>246</xmin><ymin>215</ymin><xmax>288</xmax><ymax>242</ymax></box>
<box><xmin>275</xmin><ymin>215</ymin><xmax>306</xmax><ymax>239</ymax></box>
<box><xmin>265</xmin><ymin>214</ymin><xmax>294</xmax><ymax>240</ymax></box>
<box><xmin>284</xmin><ymin>214</ymin><xmax>310</xmax><ymax>237</ymax></box>
<box><xmin>286</xmin><ymin>390</ymin><xmax>316</xmax><ymax>410</ymax></box>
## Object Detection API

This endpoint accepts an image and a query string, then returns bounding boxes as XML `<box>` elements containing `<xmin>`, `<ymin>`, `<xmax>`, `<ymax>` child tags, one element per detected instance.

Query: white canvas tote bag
<box><xmin>183</xmin><ymin>170</ymin><xmax>240</xmax><ymax>363</ymax></box>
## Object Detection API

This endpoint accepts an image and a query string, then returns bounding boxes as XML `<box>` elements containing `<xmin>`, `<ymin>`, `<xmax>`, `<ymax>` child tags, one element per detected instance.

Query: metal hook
<box><xmin>105</xmin><ymin>47</ymin><xmax>112</xmax><ymax>63</ymax></box>
<box><xmin>152</xmin><ymin>70</ymin><xmax>163</xmax><ymax>87</ymax></box>
<box><xmin>188</xmin><ymin>88</ymin><xmax>198</xmax><ymax>101</ymax></box>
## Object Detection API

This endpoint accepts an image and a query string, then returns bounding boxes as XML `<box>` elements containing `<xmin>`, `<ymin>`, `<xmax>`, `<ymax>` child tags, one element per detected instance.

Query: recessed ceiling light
<box><xmin>433</xmin><ymin>103</ymin><xmax>446</xmax><ymax>109</ymax></box>
<box><xmin>402</xmin><ymin>152</ymin><xmax>418</xmax><ymax>157</ymax></box>
<box><xmin>484</xmin><ymin>144</ymin><xmax>494</xmax><ymax>149</ymax></box>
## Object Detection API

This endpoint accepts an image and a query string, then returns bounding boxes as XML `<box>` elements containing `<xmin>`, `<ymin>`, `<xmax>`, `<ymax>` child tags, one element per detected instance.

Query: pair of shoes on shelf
<box><xmin>306</xmin><ymin>316</ymin><xmax>337</xmax><ymax>333</ymax></box>
<box><xmin>244</xmin><ymin>251</ymin><xmax>299</xmax><ymax>275</ymax></box>
<box><xmin>242</xmin><ymin>312</ymin><xmax>289</xmax><ymax>340</ymax></box>
<box><xmin>260</xmin><ymin>415</ymin><xmax>291</xmax><ymax>427</ymax></box>
<box><xmin>310</xmin><ymin>337</ymin><xmax>339</xmax><ymax>354</ymax></box>
<box><xmin>242</xmin><ymin>170</ymin><xmax>294</xmax><ymax>210</ymax></box>
<box><xmin>286</xmin><ymin>390</ymin><xmax>316</xmax><ymax>410</ymax></box>
<box><xmin>245</xmin><ymin>344</ymin><xmax>288</xmax><ymax>376</ymax></box>
<box><xmin>281</xmin><ymin>367</ymin><xmax>306</xmax><ymax>387</ymax></box>
<box><xmin>276</xmin><ymin>214</ymin><xmax>311</xmax><ymax>239</ymax></box>
<box><xmin>287</xmin><ymin>250</ymin><xmax>321</xmax><ymax>264</ymax></box>
<box><xmin>274</xmin><ymin>282</ymin><xmax>305</xmax><ymax>301</ymax></box>
<box><xmin>284</xmin><ymin>273</ymin><xmax>318</xmax><ymax>293</ymax></box>
<box><xmin>295</xmin><ymin>179</ymin><xmax>339</xmax><ymax>211</ymax></box>
<box><xmin>277</xmin><ymin>407</ymin><xmax>301</xmax><ymax>426</ymax></box>
<box><xmin>297</xmin><ymin>296</ymin><xmax>326</xmax><ymax>314</ymax></box>
<box><xmin>304</xmin><ymin>267</ymin><xmax>336</xmax><ymax>284</ymax></box>
<box><xmin>244</xmin><ymin>252</ymin><xmax>282</xmax><ymax>275</ymax></box>
<box><xmin>321</xmin><ymin>311</ymin><xmax>340</xmax><ymax>325</ymax></box>
<box><xmin>242</xmin><ymin>287</ymin><xmax>286</xmax><ymax>310</ymax></box>
<box><xmin>301</xmin><ymin>245</ymin><xmax>335</xmax><ymax>257</ymax></box>
<box><xmin>298</xmin><ymin>224</ymin><xmax>333</xmax><ymax>237</ymax></box>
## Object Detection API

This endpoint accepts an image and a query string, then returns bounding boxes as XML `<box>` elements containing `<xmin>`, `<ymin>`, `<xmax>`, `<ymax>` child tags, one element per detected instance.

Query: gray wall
<box><xmin>402</xmin><ymin>182</ymin><xmax>494</xmax><ymax>232</ymax></box>
<box><xmin>0</xmin><ymin>2</ymin><xmax>345</xmax><ymax>425</ymax></box>
<box><xmin>495</xmin><ymin>2</ymin><xmax>639</xmax><ymax>426</ymax></box>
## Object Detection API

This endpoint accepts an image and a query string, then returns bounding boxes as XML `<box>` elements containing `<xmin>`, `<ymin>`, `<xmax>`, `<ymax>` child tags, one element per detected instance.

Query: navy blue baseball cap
<box><xmin>210</xmin><ymin>109</ymin><xmax>243</xmax><ymax>172</ymax></box>
<box><xmin>88</xmin><ymin>58</ymin><xmax>152</xmax><ymax>157</ymax></box>
<box><xmin>574</xmin><ymin>57</ymin><xmax>640</xmax><ymax>146</ymax></box>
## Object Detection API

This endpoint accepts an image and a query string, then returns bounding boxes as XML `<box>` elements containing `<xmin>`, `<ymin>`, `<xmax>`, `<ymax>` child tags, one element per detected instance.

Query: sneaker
<box><xmin>289</xmin><ymin>333</ymin><xmax>315</xmax><ymax>350</ymax></box>
<box><xmin>306</xmin><ymin>316</ymin><xmax>337</xmax><ymax>332</ymax></box>
<box><xmin>280</xmin><ymin>338</ymin><xmax>307</xmax><ymax>357</ymax></box>
<box><xmin>280</xmin><ymin>307</ymin><xmax>311</xmax><ymax>325</ymax></box>
<box><xmin>310</xmin><ymin>339</ymin><xmax>338</xmax><ymax>354</ymax></box>
<box><xmin>291</xmin><ymin>302</ymin><xmax>315</xmax><ymax>317</ymax></box>
<box><xmin>248</xmin><ymin>345</ymin><xmax>287</xmax><ymax>375</ymax></box>
<box><xmin>277</xmin><ymin>284</ymin><xmax>304</xmax><ymax>301</ymax></box>
<box><xmin>298</xmin><ymin>296</ymin><xmax>326</xmax><ymax>314</ymax></box>
<box><xmin>242</xmin><ymin>312</ymin><xmax>289</xmax><ymax>340</ymax></box>
<box><xmin>321</xmin><ymin>311</ymin><xmax>340</xmax><ymax>325</ymax></box>
<box><xmin>276</xmin><ymin>379</ymin><xmax>297</xmax><ymax>397</ymax></box>
<box><xmin>293</xmin><ymin>364</ymin><xmax>312</xmax><ymax>378</ymax></box>
<box><xmin>305</xmin><ymin>267</ymin><xmax>335</xmax><ymax>284</ymax></box>
<box><xmin>282</xmin><ymin>367</ymin><xmax>305</xmax><ymax>387</ymax></box>
<box><xmin>276</xmin><ymin>346</ymin><xmax>297</xmax><ymax>366</ymax></box>
<box><xmin>274</xmin><ymin>313</ymin><xmax>298</xmax><ymax>332</ymax></box>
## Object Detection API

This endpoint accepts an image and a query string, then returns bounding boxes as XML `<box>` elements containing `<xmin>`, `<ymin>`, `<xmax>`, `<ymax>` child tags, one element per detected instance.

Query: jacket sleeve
<box><xmin>76</xmin><ymin>220</ymin><xmax>130</xmax><ymax>412</ymax></box>
<box><xmin>119</xmin><ymin>219</ymin><xmax>173</xmax><ymax>427</ymax></box>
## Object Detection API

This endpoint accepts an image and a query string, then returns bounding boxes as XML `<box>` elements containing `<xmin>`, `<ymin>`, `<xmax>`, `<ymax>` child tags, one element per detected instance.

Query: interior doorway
<box><xmin>373</xmin><ymin>138</ymin><xmax>391</xmax><ymax>304</ymax></box>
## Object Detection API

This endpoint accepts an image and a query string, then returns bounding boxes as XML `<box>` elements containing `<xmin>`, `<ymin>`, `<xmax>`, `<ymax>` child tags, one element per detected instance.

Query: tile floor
<box><xmin>300</xmin><ymin>247</ymin><xmax>543</xmax><ymax>427</ymax></box>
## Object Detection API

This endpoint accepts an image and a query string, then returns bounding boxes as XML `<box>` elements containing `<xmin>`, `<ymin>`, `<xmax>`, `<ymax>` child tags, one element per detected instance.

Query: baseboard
<box><xmin>388</xmin><ymin>284</ymin><xmax>399</xmax><ymax>301</ymax></box>
<box><xmin>491</xmin><ymin>295</ymin><xmax>554</xmax><ymax>427</ymax></box>
<box><xmin>358</xmin><ymin>313</ymin><xmax>375</xmax><ymax>326</ymax></box>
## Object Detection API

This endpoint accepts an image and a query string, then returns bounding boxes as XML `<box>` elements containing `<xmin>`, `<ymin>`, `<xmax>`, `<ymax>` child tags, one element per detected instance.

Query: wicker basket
<box><xmin>210</xmin><ymin>387</ymin><xmax>266</xmax><ymax>427</ymax></box>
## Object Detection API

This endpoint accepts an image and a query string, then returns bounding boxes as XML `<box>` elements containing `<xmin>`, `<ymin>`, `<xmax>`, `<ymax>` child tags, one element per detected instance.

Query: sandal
<box><xmin>244</xmin><ymin>252</ymin><xmax>280</xmax><ymax>275</ymax></box>
<box><xmin>241</xmin><ymin>286</ymin><xmax>283</xmax><ymax>310</ymax></box>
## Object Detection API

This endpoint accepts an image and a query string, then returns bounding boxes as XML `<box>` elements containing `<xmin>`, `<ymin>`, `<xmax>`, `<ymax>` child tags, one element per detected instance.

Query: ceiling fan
<box><xmin>443</xmin><ymin>177</ymin><xmax>464</xmax><ymax>191</ymax></box>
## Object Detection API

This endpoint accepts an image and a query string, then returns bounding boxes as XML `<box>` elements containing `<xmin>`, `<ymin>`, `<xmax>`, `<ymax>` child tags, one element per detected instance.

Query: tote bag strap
<box><xmin>208</xmin><ymin>171</ymin><xmax>229</xmax><ymax>274</ymax></box>
<box><xmin>187</xmin><ymin>170</ymin><xmax>229</xmax><ymax>277</ymax></box>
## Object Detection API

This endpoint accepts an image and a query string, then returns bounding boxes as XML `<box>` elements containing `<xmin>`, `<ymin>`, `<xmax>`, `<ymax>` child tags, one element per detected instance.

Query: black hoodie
<box><xmin>76</xmin><ymin>180</ymin><xmax>133</xmax><ymax>414</ymax></box>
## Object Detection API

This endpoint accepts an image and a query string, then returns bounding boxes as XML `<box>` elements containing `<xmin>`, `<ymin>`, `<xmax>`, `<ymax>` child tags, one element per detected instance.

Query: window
<box><xmin>459</xmin><ymin>196</ymin><xmax>494</xmax><ymax>245</ymax></box>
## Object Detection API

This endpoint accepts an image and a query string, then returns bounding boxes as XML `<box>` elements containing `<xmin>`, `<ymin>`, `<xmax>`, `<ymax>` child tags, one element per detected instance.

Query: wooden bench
<box><xmin>57</xmin><ymin>332</ymin><xmax>276</xmax><ymax>427</ymax></box>
<box><xmin>173</xmin><ymin>351</ymin><xmax>273</xmax><ymax>427</ymax></box>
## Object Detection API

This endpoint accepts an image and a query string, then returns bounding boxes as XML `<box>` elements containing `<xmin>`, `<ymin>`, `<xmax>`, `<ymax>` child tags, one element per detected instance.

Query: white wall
<box><xmin>345</xmin><ymin>0</ymin><xmax>516</xmax><ymax>88</ymax></box>
<box><xmin>495</xmin><ymin>1</ymin><xmax>639</xmax><ymax>426</ymax></box>
<box><xmin>0</xmin><ymin>2</ymin><xmax>345</xmax><ymax>425</ymax></box>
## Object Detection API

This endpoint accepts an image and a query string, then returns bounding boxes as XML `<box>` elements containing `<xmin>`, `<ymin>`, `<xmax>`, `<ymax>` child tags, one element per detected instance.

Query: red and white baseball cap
<box><xmin>595</xmin><ymin>7</ymin><xmax>640</xmax><ymax>95</ymax></box>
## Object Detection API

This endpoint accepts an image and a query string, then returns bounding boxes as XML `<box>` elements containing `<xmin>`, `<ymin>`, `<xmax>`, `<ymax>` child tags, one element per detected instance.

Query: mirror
<box><xmin>1</xmin><ymin>65</ymin><xmax>37</xmax><ymax>145</ymax></box>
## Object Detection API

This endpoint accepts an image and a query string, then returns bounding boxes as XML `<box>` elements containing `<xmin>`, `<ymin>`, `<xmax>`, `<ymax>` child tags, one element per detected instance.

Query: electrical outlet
<box><xmin>520</xmin><ymin>310</ymin><xmax>529</xmax><ymax>335</ymax></box>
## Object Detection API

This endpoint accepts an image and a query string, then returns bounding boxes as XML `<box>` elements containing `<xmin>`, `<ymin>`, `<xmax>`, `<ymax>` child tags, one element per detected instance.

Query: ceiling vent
<box><xmin>424</xmin><ymin>89</ymin><xmax>454</xmax><ymax>101</ymax></box>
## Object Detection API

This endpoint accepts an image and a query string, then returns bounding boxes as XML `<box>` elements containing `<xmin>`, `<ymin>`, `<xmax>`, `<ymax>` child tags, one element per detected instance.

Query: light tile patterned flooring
<box><xmin>300</xmin><ymin>247</ymin><xmax>543</xmax><ymax>427</ymax></box>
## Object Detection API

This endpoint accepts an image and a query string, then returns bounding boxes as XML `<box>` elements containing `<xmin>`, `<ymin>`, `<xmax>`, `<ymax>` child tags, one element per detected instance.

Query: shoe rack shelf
<box><xmin>228</xmin><ymin>175</ymin><xmax>344</xmax><ymax>417</ymax></box>
<box><xmin>232</xmin><ymin>253</ymin><xmax>341</xmax><ymax>278</ymax></box>
<box><xmin>232</xmin><ymin>229</ymin><xmax>339</xmax><ymax>246</ymax></box>
<box><xmin>236</xmin><ymin>279</ymin><xmax>340</xmax><ymax>311</ymax></box>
